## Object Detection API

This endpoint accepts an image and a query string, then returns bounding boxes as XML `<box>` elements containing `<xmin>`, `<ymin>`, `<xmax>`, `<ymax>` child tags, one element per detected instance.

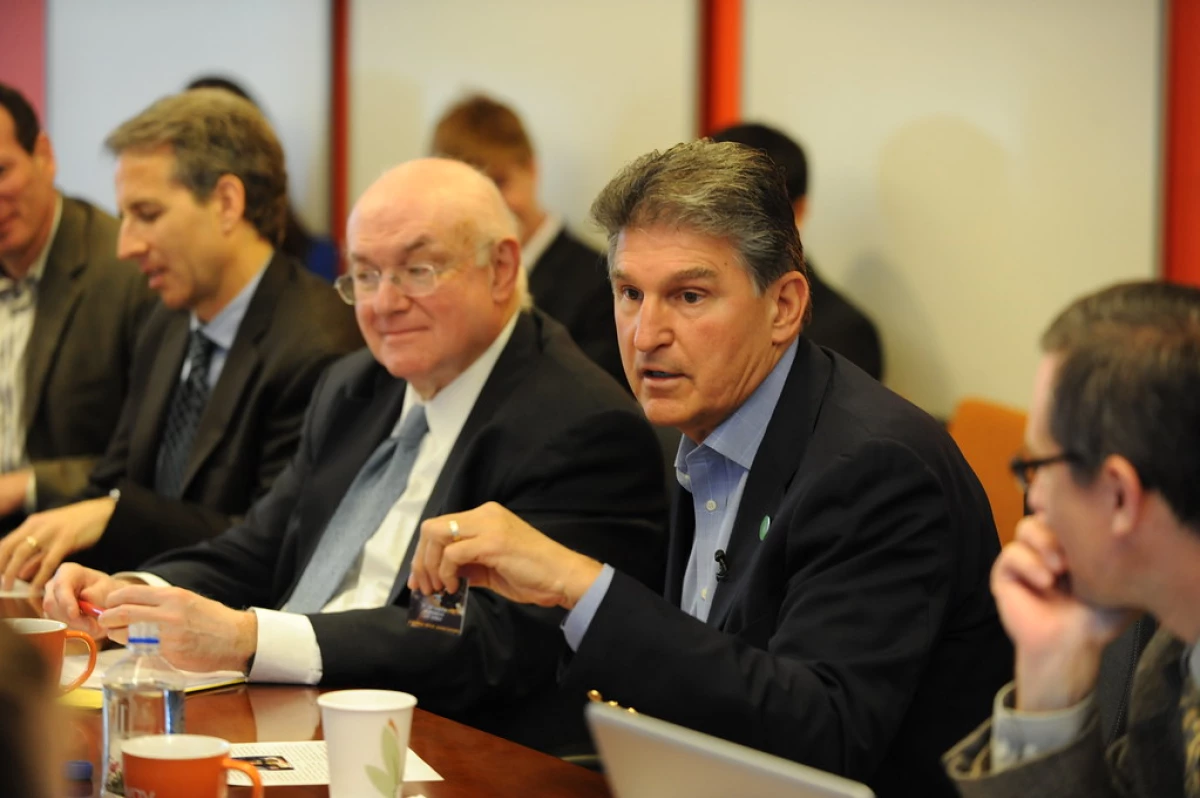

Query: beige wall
<box><xmin>43</xmin><ymin>1</ymin><xmax>1161</xmax><ymax>416</ymax></box>
<box><xmin>348</xmin><ymin>0</ymin><xmax>698</xmax><ymax>249</ymax></box>
<box><xmin>745</xmin><ymin>0</ymin><xmax>1160</xmax><ymax>417</ymax></box>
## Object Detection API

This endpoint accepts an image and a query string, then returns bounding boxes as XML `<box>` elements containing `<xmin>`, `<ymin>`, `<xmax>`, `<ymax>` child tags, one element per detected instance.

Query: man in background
<box><xmin>713</xmin><ymin>122</ymin><xmax>883</xmax><ymax>380</ymax></box>
<box><xmin>946</xmin><ymin>282</ymin><xmax>1200</xmax><ymax>798</ymax></box>
<box><xmin>431</xmin><ymin>94</ymin><xmax>624</xmax><ymax>386</ymax></box>
<box><xmin>0</xmin><ymin>82</ymin><xmax>155</xmax><ymax>532</ymax></box>
<box><xmin>0</xmin><ymin>89</ymin><xmax>360</xmax><ymax>586</ymax></box>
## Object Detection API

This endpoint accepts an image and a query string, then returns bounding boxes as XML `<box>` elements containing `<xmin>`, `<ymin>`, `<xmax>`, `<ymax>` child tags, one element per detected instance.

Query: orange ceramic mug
<box><xmin>123</xmin><ymin>735</ymin><xmax>264</xmax><ymax>798</ymax></box>
<box><xmin>3</xmin><ymin>617</ymin><xmax>98</xmax><ymax>694</ymax></box>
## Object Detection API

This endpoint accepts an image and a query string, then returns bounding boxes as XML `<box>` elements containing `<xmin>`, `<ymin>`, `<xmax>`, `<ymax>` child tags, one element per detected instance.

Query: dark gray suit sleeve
<box><xmin>31</xmin><ymin>268</ymin><xmax>157</xmax><ymax>508</ymax></box>
<box><xmin>562</xmin><ymin>440</ymin><xmax>960</xmax><ymax>781</ymax></box>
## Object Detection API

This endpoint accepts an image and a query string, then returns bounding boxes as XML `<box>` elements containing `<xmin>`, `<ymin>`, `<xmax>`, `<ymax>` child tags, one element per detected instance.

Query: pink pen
<box><xmin>77</xmin><ymin>600</ymin><xmax>103</xmax><ymax>618</ymax></box>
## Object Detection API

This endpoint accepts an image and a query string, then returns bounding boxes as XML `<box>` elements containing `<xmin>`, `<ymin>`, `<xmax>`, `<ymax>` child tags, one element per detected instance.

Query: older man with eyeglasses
<box><xmin>43</xmin><ymin>158</ymin><xmax>668</xmax><ymax>754</ymax></box>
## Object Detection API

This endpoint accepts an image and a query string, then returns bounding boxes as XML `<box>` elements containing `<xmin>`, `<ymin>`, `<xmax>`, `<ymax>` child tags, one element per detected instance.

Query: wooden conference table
<box><xmin>2</xmin><ymin>597</ymin><xmax>612</xmax><ymax>798</ymax></box>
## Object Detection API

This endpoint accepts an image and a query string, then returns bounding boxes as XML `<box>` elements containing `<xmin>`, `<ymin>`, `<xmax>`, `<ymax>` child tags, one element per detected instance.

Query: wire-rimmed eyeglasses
<box><xmin>334</xmin><ymin>263</ymin><xmax>449</xmax><ymax>305</ymax></box>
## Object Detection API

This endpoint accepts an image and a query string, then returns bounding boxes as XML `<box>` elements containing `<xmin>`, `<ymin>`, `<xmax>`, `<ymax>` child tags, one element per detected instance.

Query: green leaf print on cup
<box><xmin>365</xmin><ymin>718</ymin><xmax>404</xmax><ymax>797</ymax></box>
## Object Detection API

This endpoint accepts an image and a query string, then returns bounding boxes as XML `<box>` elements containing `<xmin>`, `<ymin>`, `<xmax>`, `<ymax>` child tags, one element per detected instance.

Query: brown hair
<box><xmin>591</xmin><ymin>139</ymin><xmax>808</xmax><ymax>324</ymax></box>
<box><xmin>1040</xmin><ymin>281</ymin><xmax>1200</xmax><ymax>529</ymax></box>
<box><xmin>105</xmin><ymin>89</ymin><xmax>288</xmax><ymax>245</ymax></box>
<box><xmin>431</xmin><ymin>94</ymin><xmax>534</xmax><ymax>169</ymax></box>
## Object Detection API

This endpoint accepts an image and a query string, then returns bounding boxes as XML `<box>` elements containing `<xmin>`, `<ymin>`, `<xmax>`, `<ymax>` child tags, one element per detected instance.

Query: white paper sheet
<box><xmin>0</xmin><ymin>579</ymin><xmax>39</xmax><ymax>598</ymax></box>
<box><xmin>63</xmin><ymin>648</ymin><xmax>245</xmax><ymax>692</ymax></box>
<box><xmin>226</xmin><ymin>740</ymin><xmax>442</xmax><ymax>786</ymax></box>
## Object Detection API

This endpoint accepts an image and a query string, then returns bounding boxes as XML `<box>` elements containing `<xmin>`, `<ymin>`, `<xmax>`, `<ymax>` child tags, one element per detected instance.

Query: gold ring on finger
<box><xmin>23</xmin><ymin>536</ymin><xmax>40</xmax><ymax>552</ymax></box>
<box><xmin>448</xmin><ymin>519</ymin><xmax>460</xmax><ymax>542</ymax></box>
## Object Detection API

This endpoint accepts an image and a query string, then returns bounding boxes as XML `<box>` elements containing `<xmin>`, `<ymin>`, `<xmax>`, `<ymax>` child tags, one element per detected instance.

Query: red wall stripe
<box><xmin>699</xmin><ymin>0</ymin><xmax>743</xmax><ymax>137</ymax></box>
<box><xmin>1164</xmin><ymin>0</ymin><xmax>1200</xmax><ymax>286</ymax></box>
<box><xmin>0</xmin><ymin>0</ymin><xmax>47</xmax><ymax>119</ymax></box>
<box><xmin>330</xmin><ymin>0</ymin><xmax>351</xmax><ymax>271</ymax></box>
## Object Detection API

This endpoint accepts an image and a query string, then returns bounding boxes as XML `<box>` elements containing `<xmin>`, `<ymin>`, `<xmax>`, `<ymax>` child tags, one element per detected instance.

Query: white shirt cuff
<box><xmin>114</xmin><ymin>571</ymin><xmax>171</xmax><ymax>587</ymax></box>
<box><xmin>990</xmin><ymin>683</ymin><xmax>1094</xmax><ymax>772</ymax></box>
<box><xmin>247</xmin><ymin>607</ymin><xmax>323</xmax><ymax>685</ymax></box>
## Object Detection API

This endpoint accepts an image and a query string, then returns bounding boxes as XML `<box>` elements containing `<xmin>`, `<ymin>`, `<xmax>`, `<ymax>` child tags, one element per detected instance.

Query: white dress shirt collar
<box><xmin>395</xmin><ymin>308</ymin><xmax>521</xmax><ymax>441</ymax></box>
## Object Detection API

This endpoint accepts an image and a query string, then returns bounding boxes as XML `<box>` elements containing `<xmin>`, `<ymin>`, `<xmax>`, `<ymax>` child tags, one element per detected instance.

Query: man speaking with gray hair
<box><xmin>410</xmin><ymin>139</ymin><xmax>1011</xmax><ymax>797</ymax></box>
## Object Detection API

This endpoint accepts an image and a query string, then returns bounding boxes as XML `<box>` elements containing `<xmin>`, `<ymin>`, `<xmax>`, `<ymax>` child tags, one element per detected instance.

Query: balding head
<box><xmin>352</xmin><ymin>158</ymin><xmax>517</xmax><ymax>253</ymax></box>
<box><xmin>344</xmin><ymin>158</ymin><xmax>523</xmax><ymax>398</ymax></box>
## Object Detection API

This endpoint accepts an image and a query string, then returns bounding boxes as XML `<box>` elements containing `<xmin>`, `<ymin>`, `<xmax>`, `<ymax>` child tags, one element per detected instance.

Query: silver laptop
<box><xmin>587</xmin><ymin>703</ymin><xmax>875</xmax><ymax>798</ymax></box>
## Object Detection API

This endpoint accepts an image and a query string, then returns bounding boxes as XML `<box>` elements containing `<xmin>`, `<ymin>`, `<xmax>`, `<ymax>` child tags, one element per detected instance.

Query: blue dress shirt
<box><xmin>563</xmin><ymin>339</ymin><xmax>798</xmax><ymax>648</ymax></box>
<box><xmin>181</xmin><ymin>260</ymin><xmax>268</xmax><ymax>390</ymax></box>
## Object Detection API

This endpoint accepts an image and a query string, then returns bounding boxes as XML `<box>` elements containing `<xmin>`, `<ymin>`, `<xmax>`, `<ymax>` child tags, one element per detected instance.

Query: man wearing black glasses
<box><xmin>947</xmin><ymin>281</ymin><xmax>1200</xmax><ymax>798</ymax></box>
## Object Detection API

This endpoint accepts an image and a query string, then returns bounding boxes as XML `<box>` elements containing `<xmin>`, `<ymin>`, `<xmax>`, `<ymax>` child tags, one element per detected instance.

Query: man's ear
<box><xmin>210</xmin><ymin>174</ymin><xmax>248</xmax><ymax>235</ymax></box>
<box><xmin>32</xmin><ymin>132</ymin><xmax>56</xmax><ymax>184</ymax></box>
<box><xmin>769</xmin><ymin>271</ymin><xmax>808</xmax><ymax>345</ymax></box>
<box><xmin>490</xmin><ymin>237</ymin><xmax>521</xmax><ymax>302</ymax></box>
<box><xmin>1104</xmin><ymin>454</ymin><xmax>1145</xmax><ymax>543</ymax></box>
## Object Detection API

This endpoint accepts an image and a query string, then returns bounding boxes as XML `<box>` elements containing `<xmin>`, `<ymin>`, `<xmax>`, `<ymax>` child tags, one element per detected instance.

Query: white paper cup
<box><xmin>318</xmin><ymin>689</ymin><xmax>417</xmax><ymax>798</ymax></box>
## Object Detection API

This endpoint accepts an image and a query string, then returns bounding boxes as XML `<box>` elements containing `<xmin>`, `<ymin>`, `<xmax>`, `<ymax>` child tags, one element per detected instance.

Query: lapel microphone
<box><xmin>714</xmin><ymin>549</ymin><xmax>729</xmax><ymax>582</ymax></box>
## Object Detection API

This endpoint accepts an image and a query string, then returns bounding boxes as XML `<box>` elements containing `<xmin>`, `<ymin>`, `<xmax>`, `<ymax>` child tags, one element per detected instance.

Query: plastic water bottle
<box><xmin>101</xmin><ymin>622</ymin><xmax>186</xmax><ymax>797</ymax></box>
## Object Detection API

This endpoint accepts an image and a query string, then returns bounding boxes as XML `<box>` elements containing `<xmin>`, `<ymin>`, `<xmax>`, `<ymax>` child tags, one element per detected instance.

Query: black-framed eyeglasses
<box><xmin>1009</xmin><ymin>452</ymin><xmax>1079</xmax><ymax>492</ymax></box>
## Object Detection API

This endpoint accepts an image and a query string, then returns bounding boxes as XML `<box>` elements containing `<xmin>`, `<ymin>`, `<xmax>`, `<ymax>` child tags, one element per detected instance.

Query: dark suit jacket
<box><xmin>21</xmin><ymin>196</ymin><xmax>156</xmax><ymax>508</ymax></box>
<box><xmin>528</xmin><ymin>228</ymin><xmax>625</xmax><ymax>387</ymax></box>
<box><xmin>63</xmin><ymin>253</ymin><xmax>361</xmax><ymax>572</ymax></box>
<box><xmin>946</xmin><ymin>628</ymin><xmax>1187</xmax><ymax>798</ymax></box>
<box><xmin>143</xmin><ymin>311</ymin><xmax>668</xmax><ymax>753</ymax></box>
<box><xmin>805</xmin><ymin>263</ymin><xmax>884</xmax><ymax>381</ymax></box>
<box><xmin>563</xmin><ymin>339</ymin><xmax>1012</xmax><ymax>797</ymax></box>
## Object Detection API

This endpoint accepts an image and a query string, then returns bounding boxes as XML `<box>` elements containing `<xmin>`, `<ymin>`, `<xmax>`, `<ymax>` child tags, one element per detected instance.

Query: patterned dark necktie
<box><xmin>1183</xmin><ymin>674</ymin><xmax>1200</xmax><ymax>798</ymax></box>
<box><xmin>154</xmin><ymin>330</ymin><xmax>216</xmax><ymax>498</ymax></box>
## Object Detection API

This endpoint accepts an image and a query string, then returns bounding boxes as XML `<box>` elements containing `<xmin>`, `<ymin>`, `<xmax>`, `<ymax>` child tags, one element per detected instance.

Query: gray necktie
<box><xmin>285</xmin><ymin>405</ymin><xmax>429</xmax><ymax>613</ymax></box>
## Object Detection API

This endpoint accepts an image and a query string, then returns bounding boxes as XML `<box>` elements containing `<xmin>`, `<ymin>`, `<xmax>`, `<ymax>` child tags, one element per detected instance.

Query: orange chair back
<box><xmin>947</xmin><ymin>398</ymin><xmax>1028</xmax><ymax>547</ymax></box>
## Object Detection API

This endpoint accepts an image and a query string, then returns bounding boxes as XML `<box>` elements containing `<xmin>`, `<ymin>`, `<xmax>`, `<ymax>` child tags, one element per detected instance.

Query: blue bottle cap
<box><xmin>64</xmin><ymin>760</ymin><xmax>93</xmax><ymax>781</ymax></box>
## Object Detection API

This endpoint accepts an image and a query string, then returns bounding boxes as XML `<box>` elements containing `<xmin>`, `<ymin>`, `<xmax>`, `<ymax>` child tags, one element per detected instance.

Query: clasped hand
<box><xmin>992</xmin><ymin>516</ymin><xmax>1135</xmax><ymax>711</ymax></box>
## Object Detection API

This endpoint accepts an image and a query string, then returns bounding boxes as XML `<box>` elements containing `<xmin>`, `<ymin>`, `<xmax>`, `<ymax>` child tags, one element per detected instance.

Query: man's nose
<box><xmin>371</xmin><ymin>273</ymin><xmax>413</xmax><ymax>313</ymax></box>
<box><xmin>116</xmin><ymin>220</ymin><xmax>147</xmax><ymax>260</ymax></box>
<box><xmin>632</xmin><ymin>297</ymin><xmax>672</xmax><ymax>352</ymax></box>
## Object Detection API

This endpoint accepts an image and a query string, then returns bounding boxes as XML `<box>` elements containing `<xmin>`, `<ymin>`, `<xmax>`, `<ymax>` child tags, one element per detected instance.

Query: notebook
<box><xmin>587</xmin><ymin>703</ymin><xmax>875</xmax><ymax>798</ymax></box>
<box><xmin>60</xmin><ymin>648</ymin><xmax>245</xmax><ymax>709</ymax></box>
